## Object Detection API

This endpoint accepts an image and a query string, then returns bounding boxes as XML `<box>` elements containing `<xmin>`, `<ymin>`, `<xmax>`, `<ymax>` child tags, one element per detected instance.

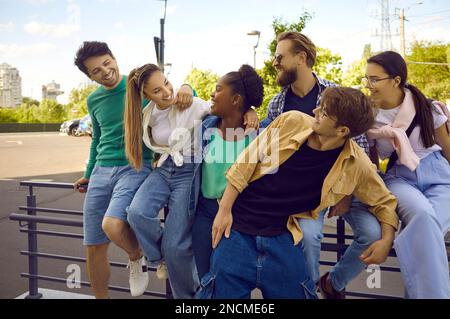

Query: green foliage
<box><xmin>0</xmin><ymin>107</ymin><xmax>19</xmax><ymax>122</ymax></box>
<box><xmin>22</xmin><ymin>97</ymin><xmax>40</xmax><ymax>107</ymax></box>
<box><xmin>257</xmin><ymin>13</ymin><xmax>344</xmax><ymax>118</ymax></box>
<box><xmin>33</xmin><ymin>99</ymin><xmax>66</xmax><ymax>123</ymax></box>
<box><xmin>314</xmin><ymin>47</ymin><xmax>343</xmax><ymax>84</ymax></box>
<box><xmin>263</xmin><ymin>14</ymin><xmax>314</xmax><ymax>81</ymax></box>
<box><xmin>447</xmin><ymin>46</ymin><xmax>450</xmax><ymax>65</ymax></box>
<box><xmin>341</xmin><ymin>58</ymin><xmax>366</xmax><ymax>87</ymax></box>
<box><xmin>407</xmin><ymin>41</ymin><xmax>450</xmax><ymax>101</ymax></box>
<box><xmin>341</xmin><ymin>44</ymin><xmax>372</xmax><ymax>88</ymax></box>
<box><xmin>184</xmin><ymin>68</ymin><xmax>219</xmax><ymax>101</ymax></box>
<box><xmin>66</xmin><ymin>84</ymin><xmax>98</xmax><ymax>119</ymax></box>
<box><xmin>0</xmin><ymin>84</ymin><xmax>97</xmax><ymax>123</ymax></box>
<box><xmin>15</xmin><ymin>104</ymin><xmax>39</xmax><ymax>123</ymax></box>
<box><xmin>257</xmin><ymin>13</ymin><xmax>313</xmax><ymax>119</ymax></box>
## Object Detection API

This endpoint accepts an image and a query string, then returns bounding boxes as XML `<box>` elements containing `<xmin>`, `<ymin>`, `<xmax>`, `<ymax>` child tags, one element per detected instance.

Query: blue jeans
<box><xmin>383</xmin><ymin>151</ymin><xmax>450</xmax><ymax>299</ymax></box>
<box><xmin>192</xmin><ymin>194</ymin><xmax>219</xmax><ymax>279</ymax></box>
<box><xmin>83</xmin><ymin>164</ymin><xmax>151</xmax><ymax>245</ymax></box>
<box><xmin>127</xmin><ymin>157</ymin><xmax>199</xmax><ymax>298</ymax></box>
<box><xmin>196</xmin><ymin>230</ymin><xmax>318</xmax><ymax>299</ymax></box>
<box><xmin>299</xmin><ymin>198</ymin><xmax>381</xmax><ymax>292</ymax></box>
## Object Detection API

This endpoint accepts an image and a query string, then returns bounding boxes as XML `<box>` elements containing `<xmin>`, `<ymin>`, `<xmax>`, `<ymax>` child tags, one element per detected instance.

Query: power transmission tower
<box><xmin>380</xmin><ymin>0</ymin><xmax>393</xmax><ymax>51</ymax></box>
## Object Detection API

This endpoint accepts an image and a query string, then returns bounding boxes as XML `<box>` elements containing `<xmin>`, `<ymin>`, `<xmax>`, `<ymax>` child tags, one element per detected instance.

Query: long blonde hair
<box><xmin>124</xmin><ymin>64</ymin><xmax>161</xmax><ymax>170</ymax></box>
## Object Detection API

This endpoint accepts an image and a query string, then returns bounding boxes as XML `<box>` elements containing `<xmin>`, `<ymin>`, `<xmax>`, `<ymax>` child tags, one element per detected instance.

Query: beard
<box><xmin>276</xmin><ymin>67</ymin><xmax>297</xmax><ymax>87</ymax></box>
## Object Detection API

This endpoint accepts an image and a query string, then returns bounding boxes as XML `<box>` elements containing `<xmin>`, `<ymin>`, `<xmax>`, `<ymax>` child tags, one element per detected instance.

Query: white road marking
<box><xmin>6</xmin><ymin>141</ymin><xmax>23</xmax><ymax>145</ymax></box>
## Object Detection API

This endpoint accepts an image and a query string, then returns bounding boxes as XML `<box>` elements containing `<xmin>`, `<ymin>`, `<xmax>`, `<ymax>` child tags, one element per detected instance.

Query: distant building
<box><xmin>42</xmin><ymin>80</ymin><xmax>64</xmax><ymax>102</ymax></box>
<box><xmin>0</xmin><ymin>63</ymin><xmax>22</xmax><ymax>108</ymax></box>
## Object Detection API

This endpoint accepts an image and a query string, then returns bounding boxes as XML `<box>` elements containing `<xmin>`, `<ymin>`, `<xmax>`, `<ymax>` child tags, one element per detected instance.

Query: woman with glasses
<box><xmin>363</xmin><ymin>51</ymin><xmax>450</xmax><ymax>298</ymax></box>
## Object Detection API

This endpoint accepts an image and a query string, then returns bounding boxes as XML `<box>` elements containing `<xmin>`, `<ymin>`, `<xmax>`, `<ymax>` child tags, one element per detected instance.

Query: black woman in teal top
<box><xmin>192</xmin><ymin>64</ymin><xmax>264</xmax><ymax>279</ymax></box>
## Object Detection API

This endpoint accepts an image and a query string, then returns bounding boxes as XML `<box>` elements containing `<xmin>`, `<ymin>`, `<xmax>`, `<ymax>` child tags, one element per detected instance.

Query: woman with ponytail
<box><xmin>192</xmin><ymin>64</ymin><xmax>264</xmax><ymax>280</ymax></box>
<box><xmin>124</xmin><ymin>64</ymin><xmax>259</xmax><ymax>298</ymax></box>
<box><xmin>364</xmin><ymin>51</ymin><xmax>450</xmax><ymax>298</ymax></box>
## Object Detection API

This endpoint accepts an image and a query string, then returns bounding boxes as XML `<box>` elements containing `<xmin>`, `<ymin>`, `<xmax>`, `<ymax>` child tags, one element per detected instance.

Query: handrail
<box><xmin>11</xmin><ymin>181</ymin><xmax>172</xmax><ymax>299</ymax></box>
<box><xmin>10</xmin><ymin>180</ymin><xmax>450</xmax><ymax>299</ymax></box>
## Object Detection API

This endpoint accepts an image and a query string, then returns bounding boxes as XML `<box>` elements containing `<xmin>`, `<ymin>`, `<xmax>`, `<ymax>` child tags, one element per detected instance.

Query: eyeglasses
<box><xmin>361</xmin><ymin>76</ymin><xmax>393</xmax><ymax>88</ymax></box>
<box><xmin>273</xmin><ymin>54</ymin><xmax>284</xmax><ymax>65</ymax></box>
<box><xmin>318</xmin><ymin>106</ymin><xmax>330</xmax><ymax>118</ymax></box>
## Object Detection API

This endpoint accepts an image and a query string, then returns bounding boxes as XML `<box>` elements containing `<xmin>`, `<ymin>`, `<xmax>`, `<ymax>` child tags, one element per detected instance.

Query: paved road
<box><xmin>0</xmin><ymin>133</ymin><xmax>166</xmax><ymax>299</ymax></box>
<box><xmin>0</xmin><ymin>132</ymin><xmax>406</xmax><ymax>299</ymax></box>
<box><xmin>0</xmin><ymin>132</ymin><xmax>89</xmax><ymax>179</ymax></box>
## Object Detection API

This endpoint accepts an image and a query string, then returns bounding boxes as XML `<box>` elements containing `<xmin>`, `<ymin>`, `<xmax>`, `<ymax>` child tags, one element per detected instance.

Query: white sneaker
<box><xmin>156</xmin><ymin>261</ymin><xmax>168</xmax><ymax>280</ymax></box>
<box><xmin>127</xmin><ymin>256</ymin><xmax>149</xmax><ymax>297</ymax></box>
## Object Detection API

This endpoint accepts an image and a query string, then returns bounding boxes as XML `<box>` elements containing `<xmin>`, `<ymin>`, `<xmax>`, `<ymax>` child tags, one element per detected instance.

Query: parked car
<box><xmin>60</xmin><ymin>118</ymin><xmax>80</xmax><ymax>136</ymax></box>
<box><xmin>76</xmin><ymin>114</ymin><xmax>92</xmax><ymax>137</ymax></box>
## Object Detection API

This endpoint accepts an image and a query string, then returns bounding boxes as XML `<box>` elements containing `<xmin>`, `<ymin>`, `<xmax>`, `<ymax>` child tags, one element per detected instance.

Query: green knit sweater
<box><xmin>84</xmin><ymin>75</ymin><xmax>153</xmax><ymax>178</ymax></box>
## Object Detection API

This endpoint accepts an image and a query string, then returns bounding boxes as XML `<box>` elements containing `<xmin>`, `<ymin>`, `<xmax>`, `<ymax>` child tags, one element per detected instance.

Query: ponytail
<box><xmin>406</xmin><ymin>84</ymin><xmax>436</xmax><ymax>148</ymax></box>
<box><xmin>124</xmin><ymin>69</ymin><xmax>144</xmax><ymax>170</ymax></box>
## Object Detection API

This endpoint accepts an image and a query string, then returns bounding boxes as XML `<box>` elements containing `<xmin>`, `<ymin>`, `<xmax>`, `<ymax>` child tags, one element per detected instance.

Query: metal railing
<box><xmin>10</xmin><ymin>181</ymin><xmax>172</xmax><ymax>299</ymax></box>
<box><xmin>9</xmin><ymin>181</ymin><xmax>450</xmax><ymax>299</ymax></box>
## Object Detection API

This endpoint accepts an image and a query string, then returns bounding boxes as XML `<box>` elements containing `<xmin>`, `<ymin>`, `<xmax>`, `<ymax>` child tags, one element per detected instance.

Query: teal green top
<box><xmin>84</xmin><ymin>75</ymin><xmax>153</xmax><ymax>178</ymax></box>
<box><xmin>201</xmin><ymin>128</ymin><xmax>251</xmax><ymax>199</ymax></box>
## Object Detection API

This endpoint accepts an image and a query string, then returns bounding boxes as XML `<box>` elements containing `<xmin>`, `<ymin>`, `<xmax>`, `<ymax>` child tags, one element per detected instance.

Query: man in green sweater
<box><xmin>73</xmin><ymin>41</ymin><xmax>193</xmax><ymax>298</ymax></box>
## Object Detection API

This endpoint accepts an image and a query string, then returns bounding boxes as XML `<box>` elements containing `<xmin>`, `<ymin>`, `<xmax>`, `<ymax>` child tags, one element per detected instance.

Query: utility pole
<box><xmin>397</xmin><ymin>2</ymin><xmax>423</xmax><ymax>58</ymax></box>
<box><xmin>399</xmin><ymin>8</ymin><xmax>405</xmax><ymax>58</ymax></box>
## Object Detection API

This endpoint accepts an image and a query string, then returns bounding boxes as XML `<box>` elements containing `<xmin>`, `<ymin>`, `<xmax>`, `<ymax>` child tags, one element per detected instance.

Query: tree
<box><xmin>0</xmin><ymin>107</ymin><xmax>18</xmax><ymax>122</ymax></box>
<box><xmin>342</xmin><ymin>44</ymin><xmax>372</xmax><ymax>88</ymax></box>
<box><xmin>22</xmin><ymin>97</ymin><xmax>40</xmax><ymax>107</ymax></box>
<box><xmin>66</xmin><ymin>83</ymin><xmax>98</xmax><ymax>119</ymax></box>
<box><xmin>15</xmin><ymin>103</ymin><xmax>39</xmax><ymax>123</ymax></box>
<box><xmin>184</xmin><ymin>68</ymin><xmax>219</xmax><ymax>101</ymax></box>
<box><xmin>257</xmin><ymin>13</ymin><xmax>344</xmax><ymax>119</ymax></box>
<box><xmin>182</xmin><ymin>14</ymin><xmax>346</xmax><ymax>120</ymax></box>
<box><xmin>407</xmin><ymin>41</ymin><xmax>450</xmax><ymax>101</ymax></box>
<box><xmin>257</xmin><ymin>14</ymin><xmax>313</xmax><ymax>119</ymax></box>
<box><xmin>314</xmin><ymin>47</ymin><xmax>343</xmax><ymax>84</ymax></box>
<box><xmin>34</xmin><ymin>99</ymin><xmax>66</xmax><ymax>123</ymax></box>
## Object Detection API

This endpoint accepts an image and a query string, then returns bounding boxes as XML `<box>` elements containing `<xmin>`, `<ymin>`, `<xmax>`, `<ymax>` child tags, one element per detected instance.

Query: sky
<box><xmin>0</xmin><ymin>0</ymin><xmax>449</xmax><ymax>104</ymax></box>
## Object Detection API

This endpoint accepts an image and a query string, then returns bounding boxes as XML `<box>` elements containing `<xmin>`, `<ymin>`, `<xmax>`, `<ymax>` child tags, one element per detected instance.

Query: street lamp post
<box><xmin>154</xmin><ymin>0</ymin><xmax>168</xmax><ymax>73</ymax></box>
<box><xmin>247</xmin><ymin>30</ymin><xmax>261</xmax><ymax>69</ymax></box>
<box><xmin>164</xmin><ymin>63</ymin><xmax>172</xmax><ymax>78</ymax></box>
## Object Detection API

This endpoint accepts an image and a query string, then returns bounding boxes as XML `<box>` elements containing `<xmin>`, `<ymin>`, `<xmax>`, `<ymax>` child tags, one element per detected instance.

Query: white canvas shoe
<box><xmin>127</xmin><ymin>256</ymin><xmax>149</xmax><ymax>297</ymax></box>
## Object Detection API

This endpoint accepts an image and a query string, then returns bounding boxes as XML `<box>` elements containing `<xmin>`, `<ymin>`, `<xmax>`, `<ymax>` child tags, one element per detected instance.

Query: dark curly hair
<box><xmin>74</xmin><ymin>41</ymin><xmax>115</xmax><ymax>77</ymax></box>
<box><xmin>223</xmin><ymin>64</ymin><xmax>264</xmax><ymax>113</ymax></box>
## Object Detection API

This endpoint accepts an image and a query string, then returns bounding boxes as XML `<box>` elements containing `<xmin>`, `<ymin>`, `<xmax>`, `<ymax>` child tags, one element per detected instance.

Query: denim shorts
<box><xmin>83</xmin><ymin>164</ymin><xmax>151</xmax><ymax>246</ymax></box>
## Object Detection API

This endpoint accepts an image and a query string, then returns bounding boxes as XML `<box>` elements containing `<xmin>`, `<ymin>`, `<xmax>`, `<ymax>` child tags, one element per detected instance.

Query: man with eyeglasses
<box><xmin>260</xmin><ymin>32</ymin><xmax>385</xmax><ymax>299</ymax></box>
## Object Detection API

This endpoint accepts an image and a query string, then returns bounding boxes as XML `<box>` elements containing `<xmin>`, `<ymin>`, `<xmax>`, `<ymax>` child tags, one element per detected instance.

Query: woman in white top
<box><xmin>364</xmin><ymin>51</ymin><xmax>450</xmax><ymax>298</ymax></box>
<box><xmin>123</xmin><ymin>63</ymin><xmax>259</xmax><ymax>298</ymax></box>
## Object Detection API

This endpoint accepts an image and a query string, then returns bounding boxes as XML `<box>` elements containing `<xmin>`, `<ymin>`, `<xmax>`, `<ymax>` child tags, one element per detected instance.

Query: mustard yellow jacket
<box><xmin>226</xmin><ymin>111</ymin><xmax>399</xmax><ymax>245</ymax></box>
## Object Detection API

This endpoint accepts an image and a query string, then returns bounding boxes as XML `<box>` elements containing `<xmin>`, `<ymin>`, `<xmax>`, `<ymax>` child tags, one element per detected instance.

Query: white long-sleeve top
<box><xmin>142</xmin><ymin>96</ymin><xmax>211</xmax><ymax>167</ymax></box>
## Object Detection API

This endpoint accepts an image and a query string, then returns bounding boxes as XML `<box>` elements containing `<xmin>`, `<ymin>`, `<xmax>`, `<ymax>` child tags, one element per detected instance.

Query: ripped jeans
<box><xmin>196</xmin><ymin>230</ymin><xmax>317</xmax><ymax>299</ymax></box>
